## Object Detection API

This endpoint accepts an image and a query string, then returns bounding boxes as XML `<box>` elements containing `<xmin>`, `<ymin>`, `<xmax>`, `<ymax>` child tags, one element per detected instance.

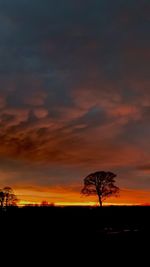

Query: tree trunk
<box><xmin>98</xmin><ymin>194</ymin><xmax>102</xmax><ymax>207</ymax></box>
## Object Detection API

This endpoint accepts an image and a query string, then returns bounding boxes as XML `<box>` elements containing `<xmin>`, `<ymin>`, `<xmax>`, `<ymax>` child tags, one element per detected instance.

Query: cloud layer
<box><xmin>0</xmin><ymin>0</ymin><xmax>149</xmax><ymax>203</ymax></box>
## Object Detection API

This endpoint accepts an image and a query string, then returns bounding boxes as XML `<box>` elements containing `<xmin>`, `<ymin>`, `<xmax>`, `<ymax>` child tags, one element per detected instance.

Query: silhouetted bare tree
<box><xmin>81</xmin><ymin>171</ymin><xmax>119</xmax><ymax>206</ymax></box>
<box><xmin>41</xmin><ymin>201</ymin><xmax>49</xmax><ymax>207</ymax></box>
<box><xmin>3</xmin><ymin>187</ymin><xmax>13</xmax><ymax>207</ymax></box>
<box><xmin>0</xmin><ymin>187</ymin><xmax>18</xmax><ymax>208</ymax></box>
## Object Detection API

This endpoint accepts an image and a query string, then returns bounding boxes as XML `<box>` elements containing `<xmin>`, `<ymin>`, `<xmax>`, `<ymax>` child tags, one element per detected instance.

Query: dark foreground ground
<box><xmin>0</xmin><ymin>206</ymin><xmax>149</xmax><ymax>261</ymax></box>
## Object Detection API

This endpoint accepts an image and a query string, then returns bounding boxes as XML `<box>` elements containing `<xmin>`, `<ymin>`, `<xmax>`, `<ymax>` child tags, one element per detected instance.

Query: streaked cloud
<box><xmin>0</xmin><ymin>0</ymin><xmax>149</xmax><ymax>204</ymax></box>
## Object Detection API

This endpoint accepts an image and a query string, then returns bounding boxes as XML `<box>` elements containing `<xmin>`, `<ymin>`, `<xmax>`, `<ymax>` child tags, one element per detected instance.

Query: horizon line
<box><xmin>18</xmin><ymin>201</ymin><xmax>149</xmax><ymax>207</ymax></box>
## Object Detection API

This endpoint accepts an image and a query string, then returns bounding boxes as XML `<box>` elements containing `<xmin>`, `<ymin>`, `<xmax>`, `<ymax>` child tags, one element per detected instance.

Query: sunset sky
<box><xmin>0</xmin><ymin>0</ymin><xmax>149</xmax><ymax>205</ymax></box>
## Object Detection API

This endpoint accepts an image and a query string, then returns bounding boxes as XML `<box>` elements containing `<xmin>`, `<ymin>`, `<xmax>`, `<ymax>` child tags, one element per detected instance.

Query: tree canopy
<box><xmin>0</xmin><ymin>187</ymin><xmax>18</xmax><ymax>208</ymax></box>
<box><xmin>81</xmin><ymin>171</ymin><xmax>119</xmax><ymax>206</ymax></box>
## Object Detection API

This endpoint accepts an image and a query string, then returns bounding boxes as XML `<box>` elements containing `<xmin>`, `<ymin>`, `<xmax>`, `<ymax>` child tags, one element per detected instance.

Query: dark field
<box><xmin>1</xmin><ymin>206</ymin><xmax>150</xmax><ymax>240</ymax></box>
<box><xmin>1</xmin><ymin>206</ymin><xmax>149</xmax><ymax>260</ymax></box>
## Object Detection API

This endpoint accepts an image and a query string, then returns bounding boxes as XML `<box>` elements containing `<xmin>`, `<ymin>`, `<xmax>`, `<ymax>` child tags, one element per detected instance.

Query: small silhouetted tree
<box><xmin>3</xmin><ymin>187</ymin><xmax>14</xmax><ymax>207</ymax></box>
<box><xmin>0</xmin><ymin>187</ymin><xmax>18</xmax><ymax>208</ymax></box>
<box><xmin>41</xmin><ymin>201</ymin><xmax>49</xmax><ymax>207</ymax></box>
<box><xmin>81</xmin><ymin>171</ymin><xmax>119</xmax><ymax>207</ymax></box>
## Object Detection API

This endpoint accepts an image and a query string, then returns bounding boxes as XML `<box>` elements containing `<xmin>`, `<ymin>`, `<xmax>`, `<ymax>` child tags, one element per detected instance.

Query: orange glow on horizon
<box><xmin>18</xmin><ymin>200</ymin><xmax>140</xmax><ymax>207</ymax></box>
<box><xmin>14</xmin><ymin>186</ymin><xmax>150</xmax><ymax>207</ymax></box>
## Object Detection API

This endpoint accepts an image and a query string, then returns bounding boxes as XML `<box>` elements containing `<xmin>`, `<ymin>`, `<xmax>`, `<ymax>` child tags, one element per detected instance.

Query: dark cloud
<box><xmin>137</xmin><ymin>164</ymin><xmax>150</xmax><ymax>171</ymax></box>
